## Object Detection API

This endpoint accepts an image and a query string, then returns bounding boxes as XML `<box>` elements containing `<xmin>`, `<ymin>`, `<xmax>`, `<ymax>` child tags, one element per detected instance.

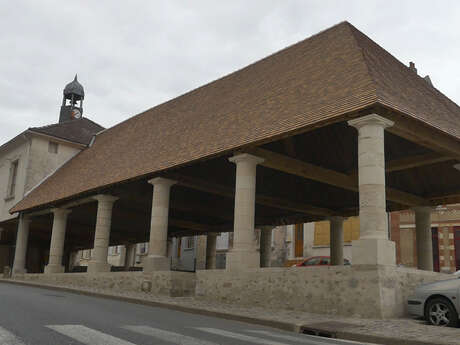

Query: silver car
<box><xmin>408</xmin><ymin>276</ymin><xmax>460</xmax><ymax>327</ymax></box>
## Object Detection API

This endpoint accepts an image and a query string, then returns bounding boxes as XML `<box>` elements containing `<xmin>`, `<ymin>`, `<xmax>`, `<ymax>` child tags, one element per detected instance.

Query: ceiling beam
<box><xmin>245</xmin><ymin>147</ymin><xmax>428</xmax><ymax>207</ymax></box>
<box><xmin>169</xmin><ymin>219</ymin><xmax>213</xmax><ymax>232</ymax></box>
<box><xmin>349</xmin><ymin>153</ymin><xmax>453</xmax><ymax>176</ymax></box>
<box><xmin>385</xmin><ymin>153</ymin><xmax>454</xmax><ymax>173</ymax></box>
<box><xmin>380</xmin><ymin>110</ymin><xmax>460</xmax><ymax>159</ymax></box>
<box><xmin>168</xmin><ymin>173</ymin><xmax>335</xmax><ymax>217</ymax></box>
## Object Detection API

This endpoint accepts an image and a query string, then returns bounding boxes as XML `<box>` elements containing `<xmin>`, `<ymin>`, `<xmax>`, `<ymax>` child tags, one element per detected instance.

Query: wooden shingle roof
<box><xmin>29</xmin><ymin>118</ymin><xmax>104</xmax><ymax>146</ymax></box>
<box><xmin>11</xmin><ymin>21</ymin><xmax>460</xmax><ymax>213</ymax></box>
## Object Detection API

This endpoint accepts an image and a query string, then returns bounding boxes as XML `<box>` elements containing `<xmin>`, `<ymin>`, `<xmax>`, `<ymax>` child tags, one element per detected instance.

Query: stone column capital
<box><xmin>148</xmin><ymin>177</ymin><xmax>177</xmax><ymax>187</ymax></box>
<box><xmin>260</xmin><ymin>225</ymin><xmax>276</xmax><ymax>231</ymax></box>
<box><xmin>21</xmin><ymin>214</ymin><xmax>32</xmax><ymax>224</ymax></box>
<box><xmin>348</xmin><ymin>114</ymin><xmax>394</xmax><ymax>130</ymax></box>
<box><xmin>92</xmin><ymin>194</ymin><xmax>119</xmax><ymax>205</ymax></box>
<box><xmin>327</xmin><ymin>216</ymin><xmax>345</xmax><ymax>223</ymax></box>
<box><xmin>51</xmin><ymin>208</ymin><xmax>72</xmax><ymax>218</ymax></box>
<box><xmin>229</xmin><ymin>153</ymin><xmax>264</xmax><ymax>166</ymax></box>
<box><xmin>412</xmin><ymin>206</ymin><xmax>434</xmax><ymax>214</ymax></box>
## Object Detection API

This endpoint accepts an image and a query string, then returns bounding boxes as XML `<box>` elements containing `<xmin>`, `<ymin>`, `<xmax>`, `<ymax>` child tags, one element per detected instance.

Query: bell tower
<box><xmin>59</xmin><ymin>75</ymin><xmax>84</xmax><ymax>123</ymax></box>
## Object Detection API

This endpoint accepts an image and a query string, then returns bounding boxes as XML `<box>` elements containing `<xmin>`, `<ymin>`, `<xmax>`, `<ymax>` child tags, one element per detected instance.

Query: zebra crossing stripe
<box><xmin>47</xmin><ymin>325</ymin><xmax>137</xmax><ymax>345</ymax></box>
<box><xmin>194</xmin><ymin>327</ymin><xmax>291</xmax><ymax>345</ymax></box>
<box><xmin>0</xmin><ymin>327</ymin><xmax>26</xmax><ymax>345</ymax></box>
<box><xmin>124</xmin><ymin>325</ymin><xmax>218</xmax><ymax>345</ymax></box>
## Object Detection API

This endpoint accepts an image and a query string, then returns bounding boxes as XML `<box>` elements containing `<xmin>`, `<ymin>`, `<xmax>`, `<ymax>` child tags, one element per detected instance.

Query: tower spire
<box><xmin>59</xmin><ymin>75</ymin><xmax>84</xmax><ymax>123</ymax></box>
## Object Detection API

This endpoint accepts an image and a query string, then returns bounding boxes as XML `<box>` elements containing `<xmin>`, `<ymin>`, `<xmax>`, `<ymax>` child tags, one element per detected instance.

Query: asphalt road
<box><xmin>0</xmin><ymin>282</ymin><xmax>372</xmax><ymax>345</ymax></box>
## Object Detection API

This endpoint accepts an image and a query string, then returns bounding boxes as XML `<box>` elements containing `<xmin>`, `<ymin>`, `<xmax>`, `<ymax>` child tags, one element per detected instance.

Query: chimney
<box><xmin>409</xmin><ymin>62</ymin><xmax>417</xmax><ymax>74</ymax></box>
<box><xmin>424</xmin><ymin>75</ymin><xmax>433</xmax><ymax>87</ymax></box>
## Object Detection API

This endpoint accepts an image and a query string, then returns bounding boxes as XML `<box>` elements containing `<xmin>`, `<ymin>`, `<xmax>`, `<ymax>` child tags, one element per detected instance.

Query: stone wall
<box><xmin>12</xmin><ymin>271</ymin><xmax>196</xmax><ymax>297</ymax></box>
<box><xmin>10</xmin><ymin>265</ymin><xmax>452</xmax><ymax>319</ymax></box>
<box><xmin>196</xmin><ymin>265</ymin><xmax>451</xmax><ymax>319</ymax></box>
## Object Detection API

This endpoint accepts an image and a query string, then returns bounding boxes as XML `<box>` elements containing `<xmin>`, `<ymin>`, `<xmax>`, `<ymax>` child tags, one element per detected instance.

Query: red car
<box><xmin>293</xmin><ymin>256</ymin><xmax>351</xmax><ymax>267</ymax></box>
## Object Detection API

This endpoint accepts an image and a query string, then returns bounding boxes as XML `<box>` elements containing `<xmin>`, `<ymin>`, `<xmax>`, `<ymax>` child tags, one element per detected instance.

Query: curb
<box><xmin>0</xmin><ymin>279</ymin><xmax>444</xmax><ymax>345</ymax></box>
<box><xmin>300</xmin><ymin>325</ymin><xmax>440</xmax><ymax>345</ymax></box>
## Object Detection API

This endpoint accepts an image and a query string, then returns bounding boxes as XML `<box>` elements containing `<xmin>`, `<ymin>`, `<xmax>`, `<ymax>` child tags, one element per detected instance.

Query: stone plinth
<box><xmin>196</xmin><ymin>266</ymin><xmax>450</xmax><ymax>319</ymax></box>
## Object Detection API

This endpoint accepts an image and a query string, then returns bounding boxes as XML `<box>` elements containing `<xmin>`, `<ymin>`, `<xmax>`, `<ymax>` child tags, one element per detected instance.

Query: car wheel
<box><xmin>425</xmin><ymin>297</ymin><xmax>459</xmax><ymax>327</ymax></box>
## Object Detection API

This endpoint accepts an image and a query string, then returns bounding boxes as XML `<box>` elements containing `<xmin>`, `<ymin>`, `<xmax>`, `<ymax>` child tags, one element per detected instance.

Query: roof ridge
<box><xmin>349</xmin><ymin>24</ymin><xmax>460</xmax><ymax>119</ymax></box>
<box><xmin>80</xmin><ymin>117</ymin><xmax>104</xmax><ymax>129</ymax></box>
<box><xmin>344</xmin><ymin>22</ymin><xmax>380</xmax><ymax>103</ymax></box>
<box><xmin>29</xmin><ymin>117</ymin><xmax>104</xmax><ymax>131</ymax></box>
<box><xmin>92</xmin><ymin>21</ymin><xmax>355</xmax><ymax>139</ymax></box>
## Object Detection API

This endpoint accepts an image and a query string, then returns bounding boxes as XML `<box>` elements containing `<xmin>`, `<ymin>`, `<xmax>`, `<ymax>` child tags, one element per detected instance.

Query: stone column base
<box><xmin>12</xmin><ymin>268</ymin><xmax>27</xmax><ymax>275</ymax></box>
<box><xmin>44</xmin><ymin>264</ymin><xmax>65</xmax><ymax>274</ymax></box>
<box><xmin>87</xmin><ymin>261</ymin><xmax>111</xmax><ymax>274</ymax></box>
<box><xmin>226</xmin><ymin>249</ymin><xmax>260</xmax><ymax>271</ymax></box>
<box><xmin>143</xmin><ymin>255</ymin><xmax>170</xmax><ymax>273</ymax></box>
<box><xmin>352</xmin><ymin>238</ymin><xmax>396</xmax><ymax>265</ymax></box>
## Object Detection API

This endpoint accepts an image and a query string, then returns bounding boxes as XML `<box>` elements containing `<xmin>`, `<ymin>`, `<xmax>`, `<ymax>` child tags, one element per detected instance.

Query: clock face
<box><xmin>71</xmin><ymin>108</ymin><xmax>82</xmax><ymax>119</ymax></box>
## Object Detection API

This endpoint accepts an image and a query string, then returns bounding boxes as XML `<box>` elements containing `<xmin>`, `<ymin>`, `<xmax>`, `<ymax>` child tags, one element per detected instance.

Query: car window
<box><xmin>320</xmin><ymin>258</ymin><xmax>330</xmax><ymax>265</ymax></box>
<box><xmin>305</xmin><ymin>257</ymin><xmax>321</xmax><ymax>265</ymax></box>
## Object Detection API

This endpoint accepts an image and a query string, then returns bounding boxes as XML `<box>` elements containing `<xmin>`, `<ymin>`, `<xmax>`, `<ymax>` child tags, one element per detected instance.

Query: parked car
<box><xmin>292</xmin><ymin>256</ymin><xmax>351</xmax><ymax>267</ymax></box>
<box><xmin>408</xmin><ymin>277</ymin><xmax>460</xmax><ymax>327</ymax></box>
<box><xmin>454</xmin><ymin>270</ymin><xmax>460</xmax><ymax>276</ymax></box>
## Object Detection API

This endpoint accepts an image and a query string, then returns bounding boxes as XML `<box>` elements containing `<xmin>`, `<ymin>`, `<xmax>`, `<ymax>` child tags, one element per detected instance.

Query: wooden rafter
<box><xmin>245</xmin><ymin>147</ymin><xmax>428</xmax><ymax>207</ymax></box>
<box><xmin>168</xmin><ymin>173</ymin><xmax>335</xmax><ymax>217</ymax></box>
<box><xmin>349</xmin><ymin>152</ymin><xmax>453</xmax><ymax>176</ymax></box>
<box><xmin>385</xmin><ymin>153</ymin><xmax>453</xmax><ymax>172</ymax></box>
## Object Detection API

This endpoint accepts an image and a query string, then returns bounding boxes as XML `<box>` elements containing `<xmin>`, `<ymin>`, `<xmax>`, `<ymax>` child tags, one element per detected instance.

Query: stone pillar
<box><xmin>144</xmin><ymin>177</ymin><xmax>176</xmax><ymax>272</ymax></box>
<box><xmin>414</xmin><ymin>207</ymin><xmax>433</xmax><ymax>271</ymax></box>
<box><xmin>271</xmin><ymin>226</ymin><xmax>288</xmax><ymax>267</ymax></box>
<box><xmin>226</xmin><ymin>153</ymin><xmax>264</xmax><ymax>270</ymax></box>
<box><xmin>348</xmin><ymin>114</ymin><xmax>396</xmax><ymax>265</ymax></box>
<box><xmin>206</xmin><ymin>233</ymin><xmax>217</xmax><ymax>269</ymax></box>
<box><xmin>329</xmin><ymin>217</ymin><xmax>344</xmax><ymax>266</ymax></box>
<box><xmin>166</xmin><ymin>239</ymin><xmax>173</xmax><ymax>258</ymax></box>
<box><xmin>12</xmin><ymin>215</ymin><xmax>31</xmax><ymax>274</ymax></box>
<box><xmin>44</xmin><ymin>208</ymin><xmax>71</xmax><ymax>274</ymax></box>
<box><xmin>124</xmin><ymin>244</ymin><xmax>136</xmax><ymax>271</ymax></box>
<box><xmin>260</xmin><ymin>226</ymin><xmax>274</xmax><ymax>267</ymax></box>
<box><xmin>303</xmin><ymin>222</ymin><xmax>315</xmax><ymax>258</ymax></box>
<box><xmin>87</xmin><ymin>195</ymin><xmax>118</xmax><ymax>273</ymax></box>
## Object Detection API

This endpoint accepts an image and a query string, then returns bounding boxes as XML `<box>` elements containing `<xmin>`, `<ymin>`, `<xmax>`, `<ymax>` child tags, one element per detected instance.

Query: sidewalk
<box><xmin>1</xmin><ymin>278</ymin><xmax>459</xmax><ymax>345</ymax></box>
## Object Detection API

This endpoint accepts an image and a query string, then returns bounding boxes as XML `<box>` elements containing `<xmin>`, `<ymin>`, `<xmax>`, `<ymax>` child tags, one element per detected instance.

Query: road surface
<box><xmin>0</xmin><ymin>282</ymin><xmax>372</xmax><ymax>345</ymax></box>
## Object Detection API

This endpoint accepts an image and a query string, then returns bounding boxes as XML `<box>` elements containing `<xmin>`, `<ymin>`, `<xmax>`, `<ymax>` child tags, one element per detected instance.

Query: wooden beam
<box><xmin>380</xmin><ymin>110</ymin><xmax>460</xmax><ymax>159</ymax></box>
<box><xmin>169</xmin><ymin>219</ymin><xmax>213</xmax><ymax>232</ymax></box>
<box><xmin>350</xmin><ymin>153</ymin><xmax>453</xmax><ymax>176</ymax></box>
<box><xmin>283</xmin><ymin>137</ymin><xmax>297</xmax><ymax>157</ymax></box>
<box><xmin>428</xmin><ymin>190</ymin><xmax>460</xmax><ymax>205</ymax></box>
<box><xmin>386</xmin><ymin>153</ymin><xmax>454</xmax><ymax>172</ymax></box>
<box><xmin>245</xmin><ymin>147</ymin><xmax>428</xmax><ymax>207</ymax></box>
<box><xmin>168</xmin><ymin>173</ymin><xmax>335</xmax><ymax>217</ymax></box>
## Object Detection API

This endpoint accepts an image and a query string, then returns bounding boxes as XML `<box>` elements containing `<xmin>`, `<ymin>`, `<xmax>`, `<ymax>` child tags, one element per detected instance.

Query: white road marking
<box><xmin>246</xmin><ymin>329</ymin><xmax>372</xmax><ymax>345</ymax></box>
<box><xmin>123</xmin><ymin>325</ymin><xmax>217</xmax><ymax>345</ymax></box>
<box><xmin>194</xmin><ymin>327</ymin><xmax>291</xmax><ymax>345</ymax></box>
<box><xmin>47</xmin><ymin>325</ymin><xmax>137</xmax><ymax>345</ymax></box>
<box><xmin>0</xmin><ymin>327</ymin><xmax>26</xmax><ymax>345</ymax></box>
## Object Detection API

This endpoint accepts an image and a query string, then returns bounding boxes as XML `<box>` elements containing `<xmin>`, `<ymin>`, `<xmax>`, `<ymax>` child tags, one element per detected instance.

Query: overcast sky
<box><xmin>1</xmin><ymin>1</ymin><xmax>459</xmax><ymax>144</ymax></box>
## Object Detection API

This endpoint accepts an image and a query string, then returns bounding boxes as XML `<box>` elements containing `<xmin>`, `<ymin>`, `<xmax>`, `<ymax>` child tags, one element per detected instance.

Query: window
<box><xmin>304</xmin><ymin>257</ymin><xmax>322</xmax><ymax>266</ymax></box>
<box><xmin>108</xmin><ymin>246</ymin><xmax>117</xmax><ymax>255</ymax></box>
<box><xmin>7</xmin><ymin>160</ymin><xmax>19</xmax><ymax>198</ymax></box>
<box><xmin>184</xmin><ymin>236</ymin><xmax>195</xmax><ymax>250</ymax></box>
<box><xmin>48</xmin><ymin>141</ymin><xmax>59</xmax><ymax>154</ymax></box>
<box><xmin>138</xmin><ymin>242</ymin><xmax>148</xmax><ymax>254</ymax></box>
